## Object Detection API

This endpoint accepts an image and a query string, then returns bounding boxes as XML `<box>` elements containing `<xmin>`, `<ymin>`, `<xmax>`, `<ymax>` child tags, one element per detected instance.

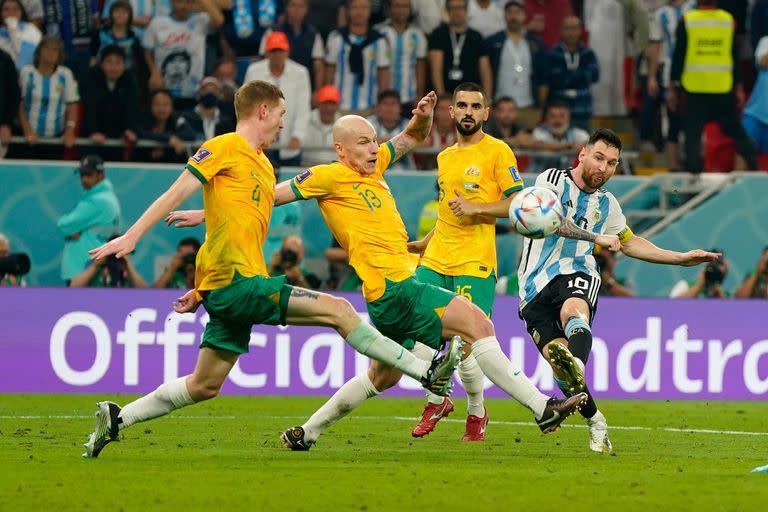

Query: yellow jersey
<box><xmin>291</xmin><ymin>141</ymin><xmax>417</xmax><ymax>302</ymax></box>
<box><xmin>185</xmin><ymin>133</ymin><xmax>276</xmax><ymax>297</ymax></box>
<box><xmin>421</xmin><ymin>134</ymin><xmax>523</xmax><ymax>278</ymax></box>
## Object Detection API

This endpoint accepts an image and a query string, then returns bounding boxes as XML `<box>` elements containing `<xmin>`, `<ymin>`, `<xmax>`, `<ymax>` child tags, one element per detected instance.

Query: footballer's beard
<box><xmin>456</xmin><ymin>117</ymin><xmax>483</xmax><ymax>136</ymax></box>
<box><xmin>585</xmin><ymin>168</ymin><xmax>607</xmax><ymax>188</ymax></box>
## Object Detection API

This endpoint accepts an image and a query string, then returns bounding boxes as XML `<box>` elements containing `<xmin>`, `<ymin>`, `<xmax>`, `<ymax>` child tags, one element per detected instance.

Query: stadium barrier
<box><xmin>1</xmin><ymin>288</ymin><xmax>765</xmax><ymax>400</ymax></box>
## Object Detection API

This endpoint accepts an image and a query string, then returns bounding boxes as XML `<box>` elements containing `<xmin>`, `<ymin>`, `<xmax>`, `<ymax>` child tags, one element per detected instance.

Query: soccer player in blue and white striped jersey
<box><xmin>518</xmin><ymin>128</ymin><xmax>720</xmax><ymax>453</ymax></box>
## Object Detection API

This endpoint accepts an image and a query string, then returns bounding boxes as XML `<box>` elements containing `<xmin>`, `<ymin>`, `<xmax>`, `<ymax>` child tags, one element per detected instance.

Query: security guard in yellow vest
<box><xmin>669</xmin><ymin>0</ymin><xmax>757</xmax><ymax>172</ymax></box>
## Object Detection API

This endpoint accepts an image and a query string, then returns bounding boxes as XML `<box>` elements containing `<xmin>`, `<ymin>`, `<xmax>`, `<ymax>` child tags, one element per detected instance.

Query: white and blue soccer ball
<box><xmin>508</xmin><ymin>186</ymin><xmax>564</xmax><ymax>239</ymax></box>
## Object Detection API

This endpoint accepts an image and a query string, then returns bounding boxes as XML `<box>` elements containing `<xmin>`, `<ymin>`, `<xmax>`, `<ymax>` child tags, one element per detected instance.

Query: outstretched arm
<box><xmin>275</xmin><ymin>179</ymin><xmax>301</xmax><ymax>206</ymax></box>
<box><xmin>557</xmin><ymin>218</ymin><xmax>622</xmax><ymax>251</ymax></box>
<box><xmin>621</xmin><ymin>235</ymin><xmax>720</xmax><ymax>266</ymax></box>
<box><xmin>387</xmin><ymin>91</ymin><xmax>436</xmax><ymax>164</ymax></box>
<box><xmin>89</xmin><ymin>170</ymin><xmax>202</xmax><ymax>260</ymax></box>
<box><xmin>449</xmin><ymin>188</ymin><xmax>520</xmax><ymax>219</ymax></box>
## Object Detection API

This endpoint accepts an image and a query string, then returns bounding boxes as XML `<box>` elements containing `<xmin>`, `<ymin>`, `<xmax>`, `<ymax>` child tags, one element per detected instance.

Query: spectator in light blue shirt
<box><xmin>57</xmin><ymin>155</ymin><xmax>121</xmax><ymax>283</ymax></box>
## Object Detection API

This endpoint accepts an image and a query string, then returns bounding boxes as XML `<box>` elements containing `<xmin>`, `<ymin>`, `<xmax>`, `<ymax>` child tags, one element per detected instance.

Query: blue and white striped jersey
<box><xmin>517</xmin><ymin>168</ymin><xmax>628</xmax><ymax>310</ymax></box>
<box><xmin>20</xmin><ymin>65</ymin><xmax>80</xmax><ymax>137</ymax></box>
<box><xmin>325</xmin><ymin>30</ymin><xmax>390</xmax><ymax>111</ymax></box>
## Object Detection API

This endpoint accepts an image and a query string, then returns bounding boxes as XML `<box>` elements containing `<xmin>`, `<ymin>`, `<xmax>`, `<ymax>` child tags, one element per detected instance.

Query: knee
<box><xmin>368</xmin><ymin>365</ymin><xmax>401</xmax><ymax>391</ymax></box>
<box><xmin>330</xmin><ymin>296</ymin><xmax>356</xmax><ymax>323</ymax></box>
<box><xmin>187</xmin><ymin>378</ymin><xmax>222</xmax><ymax>401</ymax></box>
<box><xmin>466</xmin><ymin>303</ymin><xmax>494</xmax><ymax>341</ymax></box>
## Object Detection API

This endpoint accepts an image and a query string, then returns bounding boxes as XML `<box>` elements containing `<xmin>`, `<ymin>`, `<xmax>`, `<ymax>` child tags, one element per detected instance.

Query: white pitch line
<box><xmin>1</xmin><ymin>414</ymin><xmax>766</xmax><ymax>437</ymax></box>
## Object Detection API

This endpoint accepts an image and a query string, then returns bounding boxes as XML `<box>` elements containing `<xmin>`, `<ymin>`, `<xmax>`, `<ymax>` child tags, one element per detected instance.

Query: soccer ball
<box><xmin>508</xmin><ymin>186</ymin><xmax>564</xmax><ymax>239</ymax></box>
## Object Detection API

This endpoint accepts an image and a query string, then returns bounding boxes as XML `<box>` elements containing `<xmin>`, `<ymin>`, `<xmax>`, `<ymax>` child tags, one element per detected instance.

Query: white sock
<box><xmin>118</xmin><ymin>376</ymin><xmax>195</xmax><ymax>429</ymax></box>
<box><xmin>302</xmin><ymin>372</ymin><xmax>380</xmax><ymax>443</ymax></box>
<box><xmin>458</xmin><ymin>353</ymin><xmax>485</xmax><ymax>417</ymax></box>
<box><xmin>471</xmin><ymin>336</ymin><xmax>548</xmax><ymax>419</ymax></box>
<box><xmin>410</xmin><ymin>342</ymin><xmax>444</xmax><ymax>405</ymax></box>
<box><xmin>346</xmin><ymin>323</ymin><xmax>430</xmax><ymax>380</ymax></box>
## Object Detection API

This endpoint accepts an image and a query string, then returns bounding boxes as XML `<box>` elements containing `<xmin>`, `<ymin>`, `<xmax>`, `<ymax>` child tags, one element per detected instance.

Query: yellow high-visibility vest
<box><xmin>681</xmin><ymin>8</ymin><xmax>734</xmax><ymax>93</ymax></box>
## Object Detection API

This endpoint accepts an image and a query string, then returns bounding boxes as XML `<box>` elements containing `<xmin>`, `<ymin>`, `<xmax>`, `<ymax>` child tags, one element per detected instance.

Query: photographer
<box><xmin>671</xmin><ymin>249</ymin><xmax>729</xmax><ymax>298</ymax></box>
<box><xmin>0</xmin><ymin>232</ymin><xmax>29</xmax><ymax>286</ymax></box>
<box><xmin>152</xmin><ymin>237</ymin><xmax>200</xmax><ymax>289</ymax></box>
<box><xmin>269</xmin><ymin>235</ymin><xmax>320</xmax><ymax>289</ymax></box>
<box><xmin>70</xmin><ymin>235</ymin><xmax>147</xmax><ymax>288</ymax></box>
<box><xmin>734</xmin><ymin>246</ymin><xmax>768</xmax><ymax>299</ymax></box>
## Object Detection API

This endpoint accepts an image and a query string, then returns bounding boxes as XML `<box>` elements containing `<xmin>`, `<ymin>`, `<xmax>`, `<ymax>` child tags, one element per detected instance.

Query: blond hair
<box><xmin>234</xmin><ymin>80</ymin><xmax>285</xmax><ymax>121</ymax></box>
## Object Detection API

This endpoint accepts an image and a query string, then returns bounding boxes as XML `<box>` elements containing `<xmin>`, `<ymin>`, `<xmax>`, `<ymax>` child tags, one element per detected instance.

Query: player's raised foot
<box><xmin>548</xmin><ymin>342</ymin><xmax>586</xmax><ymax>394</ymax></box>
<box><xmin>536</xmin><ymin>392</ymin><xmax>588</xmax><ymax>434</ymax></box>
<box><xmin>411</xmin><ymin>398</ymin><xmax>454</xmax><ymax>438</ymax></box>
<box><xmin>420</xmin><ymin>336</ymin><xmax>464</xmax><ymax>397</ymax></box>
<box><xmin>281</xmin><ymin>426</ymin><xmax>313</xmax><ymax>451</ymax></box>
<box><xmin>82</xmin><ymin>401</ymin><xmax>121</xmax><ymax>459</ymax></box>
<box><xmin>587</xmin><ymin>411</ymin><xmax>612</xmax><ymax>453</ymax></box>
<box><xmin>461</xmin><ymin>410</ymin><xmax>489</xmax><ymax>441</ymax></box>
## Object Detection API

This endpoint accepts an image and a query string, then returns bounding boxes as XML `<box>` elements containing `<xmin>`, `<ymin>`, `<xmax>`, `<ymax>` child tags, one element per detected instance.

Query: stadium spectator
<box><xmin>245</xmin><ymin>31</ymin><xmax>311</xmax><ymax>166</ymax></box>
<box><xmin>81</xmin><ymin>45</ymin><xmax>141</xmax><ymax>161</ymax></box>
<box><xmin>70</xmin><ymin>247</ymin><xmax>148</xmax><ymax>288</ymax></box>
<box><xmin>139</xmin><ymin>88</ymin><xmax>197</xmax><ymax>163</ymax></box>
<box><xmin>57</xmin><ymin>155</ymin><xmax>121</xmax><ymax>284</ymax></box>
<box><xmin>485</xmin><ymin>96</ymin><xmax>536</xmax><ymax>149</ymax></box>
<box><xmin>530</xmin><ymin>100</ymin><xmax>589</xmax><ymax>171</ymax></box>
<box><xmin>220</xmin><ymin>0</ymin><xmax>283</xmax><ymax>58</ymax></box>
<box><xmin>367</xmin><ymin>89</ymin><xmax>411</xmax><ymax>168</ymax></box>
<box><xmin>307</xmin><ymin>0</ymin><xmax>344</xmax><ymax>40</ymax></box>
<box><xmin>0</xmin><ymin>232</ymin><xmax>26</xmax><ymax>286</ymax></box>
<box><xmin>179</xmin><ymin>77</ymin><xmax>235</xmax><ymax>141</ymax></box>
<box><xmin>411</xmin><ymin>0</ymin><xmax>442</xmax><ymax>36</ymax></box>
<box><xmin>17</xmin><ymin>36</ymin><xmax>79</xmax><ymax>159</ymax></box>
<box><xmin>211</xmin><ymin>57</ymin><xmax>238</xmax><ymax>117</ymax></box>
<box><xmin>302</xmin><ymin>84</ymin><xmax>341</xmax><ymax>166</ymax></box>
<box><xmin>43</xmin><ymin>0</ymin><xmax>98</xmax><ymax>77</ymax></box>
<box><xmin>143</xmin><ymin>0</ymin><xmax>224</xmax><ymax>109</ymax></box>
<box><xmin>594</xmin><ymin>246</ymin><xmax>633</xmax><ymax>297</ymax></box>
<box><xmin>90</xmin><ymin>0</ymin><xmax>150</xmax><ymax>100</ymax></box>
<box><xmin>17</xmin><ymin>0</ymin><xmax>41</xmax><ymax>27</ymax></box>
<box><xmin>539</xmin><ymin>16</ymin><xmax>599</xmax><ymax>131</ymax></box>
<box><xmin>0</xmin><ymin>0</ymin><xmax>41</xmax><ymax>70</ymax></box>
<box><xmin>375</xmin><ymin>0</ymin><xmax>427</xmax><ymax>110</ymax></box>
<box><xmin>467</xmin><ymin>0</ymin><xmax>504</xmax><ymax>39</ymax></box>
<box><xmin>0</xmin><ymin>47</ymin><xmax>19</xmax><ymax>156</ymax></box>
<box><xmin>743</xmin><ymin>36</ymin><xmax>768</xmax><ymax>157</ymax></box>
<box><xmin>428</xmin><ymin>0</ymin><xmax>492</xmax><ymax>98</ymax></box>
<box><xmin>734</xmin><ymin>246</ymin><xmax>768</xmax><ymax>299</ymax></box>
<box><xmin>324</xmin><ymin>0</ymin><xmax>390</xmax><ymax>113</ymax></box>
<box><xmin>152</xmin><ymin>236</ymin><xmax>201</xmax><ymax>288</ymax></box>
<box><xmin>486</xmin><ymin>0</ymin><xmax>545</xmax><ymax>128</ymax></box>
<box><xmin>524</xmin><ymin>0</ymin><xmax>573</xmax><ymax>49</ymax></box>
<box><xmin>585</xmin><ymin>0</ymin><xmax>648</xmax><ymax>118</ymax></box>
<box><xmin>324</xmin><ymin>239</ymin><xmax>361</xmax><ymax>291</ymax></box>
<box><xmin>100</xmin><ymin>0</ymin><xmax>154</xmax><ymax>37</ymax></box>
<box><xmin>269</xmin><ymin>235</ymin><xmax>321</xmax><ymax>289</ymax></box>
<box><xmin>669</xmin><ymin>0</ymin><xmax>757</xmax><ymax>173</ymax></box>
<box><xmin>670</xmin><ymin>250</ymin><xmax>729</xmax><ymax>298</ymax></box>
<box><xmin>337</xmin><ymin>0</ymin><xmax>386</xmax><ymax>27</ymax></box>
<box><xmin>261</xmin><ymin>0</ymin><xmax>325</xmax><ymax>91</ymax></box>
<box><xmin>415</xmin><ymin>93</ymin><xmax>456</xmax><ymax>169</ymax></box>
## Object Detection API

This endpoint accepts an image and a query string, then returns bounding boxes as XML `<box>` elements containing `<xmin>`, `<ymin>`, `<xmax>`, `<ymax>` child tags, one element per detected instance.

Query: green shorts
<box><xmin>414</xmin><ymin>266</ymin><xmax>496</xmax><ymax>317</ymax></box>
<box><xmin>200</xmin><ymin>272</ymin><xmax>293</xmax><ymax>354</ymax></box>
<box><xmin>366</xmin><ymin>276</ymin><xmax>455</xmax><ymax>350</ymax></box>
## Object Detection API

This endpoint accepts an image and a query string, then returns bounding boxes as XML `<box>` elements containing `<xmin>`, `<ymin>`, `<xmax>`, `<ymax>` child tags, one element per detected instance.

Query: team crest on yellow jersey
<box><xmin>464</xmin><ymin>166</ymin><xmax>481</xmax><ymax>176</ymax></box>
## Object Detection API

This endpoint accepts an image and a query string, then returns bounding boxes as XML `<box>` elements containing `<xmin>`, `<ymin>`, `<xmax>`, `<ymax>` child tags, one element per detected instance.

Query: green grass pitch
<box><xmin>1</xmin><ymin>394</ymin><xmax>767</xmax><ymax>511</ymax></box>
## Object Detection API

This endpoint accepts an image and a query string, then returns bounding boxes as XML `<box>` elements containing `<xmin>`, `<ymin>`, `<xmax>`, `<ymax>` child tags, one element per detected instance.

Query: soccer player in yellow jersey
<box><xmin>275</xmin><ymin>91</ymin><xmax>587</xmax><ymax>451</ymax></box>
<box><xmin>81</xmin><ymin>81</ymin><xmax>460</xmax><ymax>458</ymax></box>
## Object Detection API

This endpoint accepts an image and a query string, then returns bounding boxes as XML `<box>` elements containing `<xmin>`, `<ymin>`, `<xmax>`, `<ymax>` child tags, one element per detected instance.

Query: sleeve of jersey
<box><xmin>290</xmin><ymin>166</ymin><xmax>331</xmax><ymax>200</ymax></box>
<box><xmin>185</xmin><ymin>142</ymin><xmax>224</xmax><ymax>184</ymax></box>
<box><xmin>603</xmin><ymin>194</ymin><xmax>633</xmax><ymax>242</ymax></box>
<box><xmin>495</xmin><ymin>145</ymin><xmax>524</xmax><ymax>197</ymax></box>
<box><xmin>376</xmin><ymin>141</ymin><xmax>395</xmax><ymax>174</ymax></box>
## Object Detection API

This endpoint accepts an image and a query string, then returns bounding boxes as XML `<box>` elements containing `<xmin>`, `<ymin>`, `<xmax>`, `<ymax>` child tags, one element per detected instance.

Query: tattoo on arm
<box><xmin>291</xmin><ymin>287</ymin><xmax>320</xmax><ymax>300</ymax></box>
<box><xmin>557</xmin><ymin>218</ymin><xmax>598</xmax><ymax>242</ymax></box>
<box><xmin>390</xmin><ymin>112</ymin><xmax>432</xmax><ymax>162</ymax></box>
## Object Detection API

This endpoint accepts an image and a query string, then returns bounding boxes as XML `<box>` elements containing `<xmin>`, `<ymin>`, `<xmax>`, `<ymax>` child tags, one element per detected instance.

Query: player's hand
<box><xmin>449</xmin><ymin>189</ymin><xmax>479</xmax><ymax>217</ymax></box>
<box><xmin>407</xmin><ymin>239</ymin><xmax>427</xmax><ymax>255</ymax></box>
<box><xmin>412</xmin><ymin>91</ymin><xmax>437</xmax><ymax>117</ymax></box>
<box><xmin>173</xmin><ymin>289</ymin><xmax>200</xmax><ymax>314</ymax></box>
<box><xmin>595</xmin><ymin>234</ymin><xmax>621</xmax><ymax>252</ymax></box>
<box><xmin>88</xmin><ymin>233</ymin><xmax>137</xmax><ymax>261</ymax></box>
<box><xmin>166</xmin><ymin>209</ymin><xmax>205</xmax><ymax>227</ymax></box>
<box><xmin>678</xmin><ymin>249</ymin><xmax>721</xmax><ymax>267</ymax></box>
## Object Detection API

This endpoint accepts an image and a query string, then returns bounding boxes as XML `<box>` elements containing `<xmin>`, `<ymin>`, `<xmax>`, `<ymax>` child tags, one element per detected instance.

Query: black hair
<box><xmin>587</xmin><ymin>128</ymin><xmax>622</xmax><ymax>153</ymax></box>
<box><xmin>492</xmin><ymin>96</ymin><xmax>516</xmax><ymax>109</ymax></box>
<box><xmin>377</xmin><ymin>88</ymin><xmax>401</xmax><ymax>104</ymax></box>
<box><xmin>178</xmin><ymin>237</ymin><xmax>201</xmax><ymax>252</ymax></box>
<box><xmin>452</xmin><ymin>82</ymin><xmax>485</xmax><ymax>105</ymax></box>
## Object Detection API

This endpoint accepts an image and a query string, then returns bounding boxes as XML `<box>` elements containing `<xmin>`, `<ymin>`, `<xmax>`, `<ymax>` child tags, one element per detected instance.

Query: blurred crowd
<box><xmin>0</xmin><ymin>0</ymin><xmax>763</xmax><ymax>172</ymax></box>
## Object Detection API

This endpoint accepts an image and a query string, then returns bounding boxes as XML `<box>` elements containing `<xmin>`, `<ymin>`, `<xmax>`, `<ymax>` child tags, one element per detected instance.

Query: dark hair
<box><xmin>504</xmin><ymin>0</ymin><xmax>525</xmax><ymax>11</ymax></box>
<box><xmin>149</xmin><ymin>88</ymin><xmax>174</xmax><ymax>103</ymax></box>
<box><xmin>33</xmin><ymin>36</ymin><xmax>65</xmax><ymax>68</ymax></box>
<box><xmin>436</xmin><ymin>92</ymin><xmax>453</xmax><ymax>104</ymax></box>
<box><xmin>100</xmin><ymin>44</ymin><xmax>126</xmax><ymax>62</ymax></box>
<box><xmin>446</xmin><ymin>0</ymin><xmax>469</xmax><ymax>9</ymax></box>
<box><xmin>492</xmin><ymin>96</ymin><xmax>516</xmax><ymax>109</ymax></box>
<box><xmin>178</xmin><ymin>237</ymin><xmax>201</xmax><ymax>252</ymax></box>
<box><xmin>587</xmin><ymin>128</ymin><xmax>622</xmax><ymax>152</ymax></box>
<box><xmin>0</xmin><ymin>0</ymin><xmax>29</xmax><ymax>22</ymax></box>
<box><xmin>544</xmin><ymin>100</ymin><xmax>570</xmax><ymax>116</ymax></box>
<box><xmin>377</xmin><ymin>88</ymin><xmax>401</xmax><ymax>104</ymax></box>
<box><xmin>452</xmin><ymin>82</ymin><xmax>486</xmax><ymax>105</ymax></box>
<box><xmin>108</xmin><ymin>0</ymin><xmax>133</xmax><ymax>26</ymax></box>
